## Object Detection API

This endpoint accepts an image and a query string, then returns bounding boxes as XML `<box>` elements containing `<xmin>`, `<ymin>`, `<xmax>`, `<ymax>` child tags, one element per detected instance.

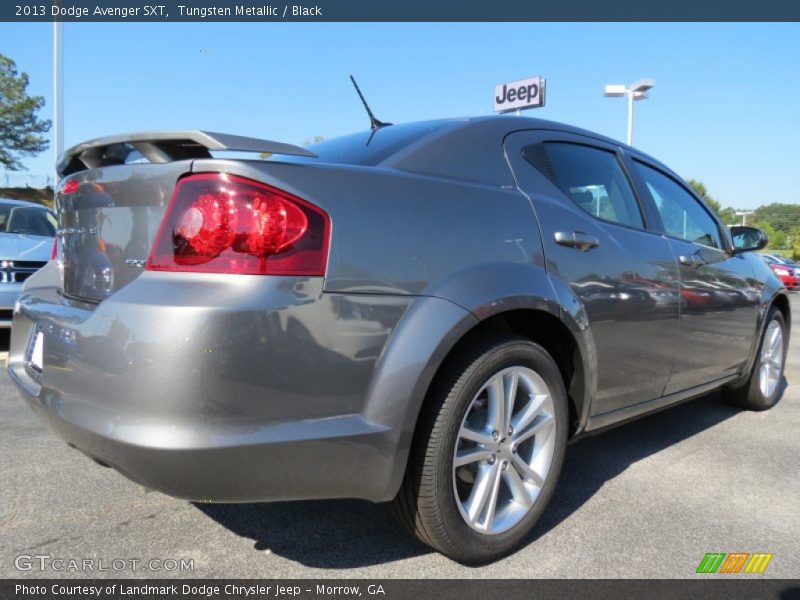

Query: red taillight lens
<box><xmin>51</xmin><ymin>237</ymin><xmax>59</xmax><ymax>260</ymax></box>
<box><xmin>60</xmin><ymin>179</ymin><xmax>79</xmax><ymax>195</ymax></box>
<box><xmin>146</xmin><ymin>173</ymin><xmax>329</xmax><ymax>276</ymax></box>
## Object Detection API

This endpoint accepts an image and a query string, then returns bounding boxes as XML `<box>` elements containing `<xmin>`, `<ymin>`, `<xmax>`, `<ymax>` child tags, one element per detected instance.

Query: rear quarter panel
<box><xmin>189</xmin><ymin>158</ymin><xmax>582</xmax><ymax>498</ymax></box>
<box><xmin>189</xmin><ymin>158</ymin><xmax>542</xmax><ymax>296</ymax></box>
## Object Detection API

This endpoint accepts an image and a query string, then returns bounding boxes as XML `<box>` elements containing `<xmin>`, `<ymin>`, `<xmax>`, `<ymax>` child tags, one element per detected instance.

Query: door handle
<box><xmin>679</xmin><ymin>254</ymin><xmax>707</xmax><ymax>268</ymax></box>
<box><xmin>554</xmin><ymin>231</ymin><xmax>599</xmax><ymax>252</ymax></box>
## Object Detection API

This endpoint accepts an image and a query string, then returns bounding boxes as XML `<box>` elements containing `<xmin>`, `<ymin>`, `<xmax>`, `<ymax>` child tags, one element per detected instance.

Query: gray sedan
<box><xmin>8</xmin><ymin>118</ymin><xmax>790</xmax><ymax>563</ymax></box>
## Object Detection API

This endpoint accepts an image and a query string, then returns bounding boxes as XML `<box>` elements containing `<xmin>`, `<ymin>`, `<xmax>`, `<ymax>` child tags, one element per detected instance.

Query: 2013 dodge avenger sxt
<box><xmin>9</xmin><ymin>117</ymin><xmax>790</xmax><ymax>563</ymax></box>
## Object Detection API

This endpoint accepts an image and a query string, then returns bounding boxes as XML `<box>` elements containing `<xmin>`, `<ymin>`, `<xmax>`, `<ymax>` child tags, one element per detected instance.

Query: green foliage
<box><xmin>717</xmin><ymin>207</ymin><xmax>737</xmax><ymax>226</ymax></box>
<box><xmin>0</xmin><ymin>53</ymin><xmax>51</xmax><ymax>171</ymax></box>
<box><xmin>0</xmin><ymin>185</ymin><xmax>53</xmax><ymax>207</ymax></box>
<box><xmin>770</xmin><ymin>230</ymin><xmax>787</xmax><ymax>249</ymax></box>
<box><xmin>687</xmin><ymin>179</ymin><xmax>720</xmax><ymax>213</ymax></box>
<box><xmin>752</xmin><ymin>203</ymin><xmax>800</xmax><ymax>236</ymax></box>
<box><xmin>687</xmin><ymin>178</ymin><xmax>737</xmax><ymax>224</ymax></box>
<box><xmin>791</xmin><ymin>227</ymin><xmax>800</xmax><ymax>261</ymax></box>
<box><xmin>686</xmin><ymin>179</ymin><xmax>796</xmax><ymax>246</ymax></box>
<box><xmin>759</xmin><ymin>222</ymin><xmax>777</xmax><ymax>244</ymax></box>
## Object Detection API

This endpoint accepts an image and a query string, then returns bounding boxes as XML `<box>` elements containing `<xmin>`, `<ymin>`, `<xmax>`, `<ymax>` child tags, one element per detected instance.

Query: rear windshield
<box><xmin>277</xmin><ymin>121</ymin><xmax>450</xmax><ymax>167</ymax></box>
<box><xmin>0</xmin><ymin>203</ymin><xmax>57</xmax><ymax>237</ymax></box>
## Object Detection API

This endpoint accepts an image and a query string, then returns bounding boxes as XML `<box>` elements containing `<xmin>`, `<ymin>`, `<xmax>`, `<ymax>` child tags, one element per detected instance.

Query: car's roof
<box><xmin>0</xmin><ymin>198</ymin><xmax>51</xmax><ymax>209</ymax></box>
<box><xmin>296</xmin><ymin>115</ymin><xmax>672</xmax><ymax>186</ymax></box>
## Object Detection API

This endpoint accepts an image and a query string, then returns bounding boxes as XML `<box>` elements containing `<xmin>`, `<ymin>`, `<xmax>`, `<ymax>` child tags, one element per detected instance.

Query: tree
<box><xmin>791</xmin><ymin>227</ymin><xmax>800</xmax><ymax>261</ymax></box>
<box><xmin>717</xmin><ymin>206</ymin><xmax>737</xmax><ymax>226</ymax></box>
<box><xmin>752</xmin><ymin>203</ymin><xmax>800</xmax><ymax>236</ymax></box>
<box><xmin>758</xmin><ymin>222</ymin><xmax>778</xmax><ymax>247</ymax></box>
<box><xmin>686</xmin><ymin>178</ymin><xmax>736</xmax><ymax>223</ymax></box>
<box><xmin>770</xmin><ymin>230</ymin><xmax>787</xmax><ymax>249</ymax></box>
<box><xmin>687</xmin><ymin>179</ymin><xmax>718</xmax><ymax>210</ymax></box>
<box><xmin>0</xmin><ymin>54</ymin><xmax>51</xmax><ymax>171</ymax></box>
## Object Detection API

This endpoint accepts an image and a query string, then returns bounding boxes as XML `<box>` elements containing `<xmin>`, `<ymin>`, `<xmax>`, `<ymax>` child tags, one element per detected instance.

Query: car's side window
<box><xmin>634</xmin><ymin>161</ymin><xmax>723</xmax><ymax>250</ymax></box>
<box><xmin>525</xmin><ymin>142</ymin><xmax>644</xmax><ymax>229</ymax></box>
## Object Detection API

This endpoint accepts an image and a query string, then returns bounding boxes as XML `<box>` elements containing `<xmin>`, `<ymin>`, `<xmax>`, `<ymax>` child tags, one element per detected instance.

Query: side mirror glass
<box><xmin>730</xmin><ymin>226</ymin><xmax>768</xmax><ymax>253</ymax></box>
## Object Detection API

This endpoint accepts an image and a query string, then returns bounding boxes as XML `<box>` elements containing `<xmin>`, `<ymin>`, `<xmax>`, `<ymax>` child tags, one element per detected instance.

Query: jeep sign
<box><xmin>494</xmin><ymin>76</ymin><xmax>546</xmax><ymax>113</ymax></box>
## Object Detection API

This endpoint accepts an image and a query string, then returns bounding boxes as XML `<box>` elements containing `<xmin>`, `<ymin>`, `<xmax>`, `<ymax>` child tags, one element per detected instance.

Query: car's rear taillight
<box><xmin>51</xmin><ymin>237</ymin><xmax>58</xmax><ymax>260</ymax></box>
<box><xmin>146</xmin><ymin>173</ymin><xmax>330</xmax><ymax>276</ymax></box>
<box><xmin>60</xmin><ymin>179</ymin><xmax>79</xmax><ymax>195</ymax></box>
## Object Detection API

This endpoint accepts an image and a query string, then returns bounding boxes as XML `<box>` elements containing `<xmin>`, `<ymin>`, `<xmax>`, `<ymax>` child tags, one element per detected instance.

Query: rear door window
<box><xmin>526</xmin><ymin>142</ymin><xmax>644</xmax><ymax>229</ymax></box>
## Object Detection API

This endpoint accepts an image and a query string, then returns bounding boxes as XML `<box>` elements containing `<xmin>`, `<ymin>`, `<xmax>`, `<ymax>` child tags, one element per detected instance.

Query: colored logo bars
<box><xmin>696</xmin><ymin>552</ymin><xmax>773</xmax><ymax>574</ymax></box>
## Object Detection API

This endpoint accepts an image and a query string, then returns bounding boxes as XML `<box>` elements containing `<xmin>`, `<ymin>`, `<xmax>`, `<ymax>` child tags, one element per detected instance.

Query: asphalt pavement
<box><xmin>1</xmin><ymin>295</ymin><xmax>798</xmax><ymax>579</ymax></box>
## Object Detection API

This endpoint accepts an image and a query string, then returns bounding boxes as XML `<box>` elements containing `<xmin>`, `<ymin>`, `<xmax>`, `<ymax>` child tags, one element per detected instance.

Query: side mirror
<box><xmin>730</xmin><ymin>226</ymin><xmax>768</xmax><ymax>253</ymax></box>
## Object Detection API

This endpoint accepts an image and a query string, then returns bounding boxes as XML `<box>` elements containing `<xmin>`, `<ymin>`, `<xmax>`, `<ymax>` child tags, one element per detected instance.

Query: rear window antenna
<box><xmin>350</xmin><ymin>75</ymin><xmax>392</xmax><ymax>130</ymax></box>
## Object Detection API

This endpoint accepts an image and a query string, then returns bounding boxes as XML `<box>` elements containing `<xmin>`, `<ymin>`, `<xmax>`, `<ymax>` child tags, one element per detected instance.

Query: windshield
<box><xmin>0</xmin><ymin>203</ymin><xmax>57</xmax><ymax>237</ymax></box>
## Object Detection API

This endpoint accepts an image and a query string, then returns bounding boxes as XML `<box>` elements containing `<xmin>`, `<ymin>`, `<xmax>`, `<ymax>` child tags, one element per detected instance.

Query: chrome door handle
<box><xmin>679</xmin><ymin>254</ymin><xmax>706</xmax><ymax>268</ymax></box>
<box><xmin>554</xmin><ymin>231</ymin><xmax>599</xmax><ymax>252</ymax></box>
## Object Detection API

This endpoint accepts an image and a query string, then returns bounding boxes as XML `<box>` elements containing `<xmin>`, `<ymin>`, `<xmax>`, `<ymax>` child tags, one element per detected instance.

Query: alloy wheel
<box><xmin>452</xmin><ymin>366</ymin><xmax>556</xmax><ymax>534</ymax></box>
<box><xmin>758</xmin><ymin>319</ymin><xmax>784</xmax><ymax>398</ymax></box>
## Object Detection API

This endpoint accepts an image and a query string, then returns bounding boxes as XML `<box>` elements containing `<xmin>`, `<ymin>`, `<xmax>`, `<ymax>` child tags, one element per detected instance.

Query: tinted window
<box><xmin>635</xmin><ymin>162</ymin><xmax>722</xmax><ymax>249</ymax></box>
<box><xmin>0</xmin><ymin>204</ymin><xmax>56</xmax><ymax>237</ymax></box>
<box><xmin>531</xmin><ymin>143</ymin><xmax>644</xmax><ymax>229</ymax></box>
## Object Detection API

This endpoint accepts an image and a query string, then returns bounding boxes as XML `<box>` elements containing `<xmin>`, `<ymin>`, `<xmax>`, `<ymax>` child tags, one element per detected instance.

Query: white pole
<box><xmin>626</xmin><ymin>89</ymin><xmax>634</xmax><ymax>146</ymax></box>
<box><xmin>53</xmin><ymin>22</ymin><xmax>64</xmax><ymax>188</ymax></box>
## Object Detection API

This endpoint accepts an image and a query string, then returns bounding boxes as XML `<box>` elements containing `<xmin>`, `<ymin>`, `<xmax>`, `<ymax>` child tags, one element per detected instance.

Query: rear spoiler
<box><xmin>57</xmin><ymin>130</ymin><xmax>317</xmax><ymax>177</ymax></box>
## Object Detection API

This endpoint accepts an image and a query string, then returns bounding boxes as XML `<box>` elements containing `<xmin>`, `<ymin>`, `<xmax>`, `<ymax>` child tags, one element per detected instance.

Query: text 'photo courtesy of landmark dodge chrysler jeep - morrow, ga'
<box><xmin>9</xmin><ymin>118</ymin><xmax>790</xmax><ymax>563</ymax></box>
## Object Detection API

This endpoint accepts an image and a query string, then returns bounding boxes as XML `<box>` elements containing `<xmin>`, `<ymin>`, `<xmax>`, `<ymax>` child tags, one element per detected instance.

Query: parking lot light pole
<box><xmin>604</xmin><ymin>79</ymin><xmax>655</xmax><ymax>146</ymax></box>
<box><xmin>735</xmin><ymin>209</ymin><xmax>754</xmax><ymax>226</ymax></box>
<box><xmin>53</xmin><ymin>22</ymin><xmax>64</xmax><ymax>187</ymax></box>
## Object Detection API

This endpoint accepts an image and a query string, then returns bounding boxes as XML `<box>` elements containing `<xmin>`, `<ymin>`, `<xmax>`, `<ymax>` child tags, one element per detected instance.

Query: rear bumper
<box><xmin>8</xmin><ymin>263</ymin><xmax>415</xmax><ymax>502</ymax></box>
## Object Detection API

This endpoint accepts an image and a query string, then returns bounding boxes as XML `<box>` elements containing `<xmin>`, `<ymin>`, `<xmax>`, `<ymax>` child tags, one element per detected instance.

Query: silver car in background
<box><xmin>0</xmin><ymin>199</ymin><xmax>56</xmax><ymax>327</ymax></box>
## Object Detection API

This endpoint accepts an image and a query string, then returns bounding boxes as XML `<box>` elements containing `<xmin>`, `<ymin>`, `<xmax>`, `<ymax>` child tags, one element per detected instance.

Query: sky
<box><xmin>1</xmin><ymin>22</ymin><xmax>798</xmax><ymax>209</ymax></box>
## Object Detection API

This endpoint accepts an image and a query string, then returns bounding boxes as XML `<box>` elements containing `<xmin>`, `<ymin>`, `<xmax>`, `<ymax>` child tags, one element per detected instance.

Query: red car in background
<box><xmin>761</xmin><ymin>255</ymin><xmax>799</xmax><ymax>290</ymax></box>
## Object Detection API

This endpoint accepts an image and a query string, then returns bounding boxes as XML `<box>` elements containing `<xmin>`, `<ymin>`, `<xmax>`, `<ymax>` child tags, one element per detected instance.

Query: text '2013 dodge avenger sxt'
<box><xmin>9</xmin><ymin>118</ymin><xmax>790</xmax><ymax>563</ymax></box>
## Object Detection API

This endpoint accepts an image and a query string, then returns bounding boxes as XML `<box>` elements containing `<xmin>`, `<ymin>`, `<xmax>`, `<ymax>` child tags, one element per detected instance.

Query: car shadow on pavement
<box><xmin>195</xmin><ymin>497</ymin><xmax>431</xmax><ymax>567</ymax></box>
<box><xmin>195</xmin><ymin>388</ymin><xmax>769</xmax><ymax>569</ymax></box>
<box><xmin>532</xmin><ymin>389</ymin><xmax>756</xmax><ymax>540</ymax></box>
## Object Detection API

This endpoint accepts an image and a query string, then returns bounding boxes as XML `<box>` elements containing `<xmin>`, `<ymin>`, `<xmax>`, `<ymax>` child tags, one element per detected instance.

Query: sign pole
<box><xmin>626</xmin><ymin>89</ymin><xmax>634</xmax><ymax>146</ymax></box>
<box><xmin>53</xmin><ymin>22</ymin><xmax>64</xmax><ymax>187</ymax></box>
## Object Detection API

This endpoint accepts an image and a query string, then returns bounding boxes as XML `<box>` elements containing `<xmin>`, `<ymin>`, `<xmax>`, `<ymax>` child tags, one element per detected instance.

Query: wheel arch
<box><xmin>772</xmin><ymin>291</ymin><xmax>791</xmax><ymax>333</ymax></box>
<box><xmin>428</xmin><ymin>309</ymin><xmax>589</xmax><ymax>439</ymax></box>
<box><xmin>365</xmin><ymin>294</ymin><xmax>594</xmax><ymax>502</ymax></box>
<box><xmin>728</xmin><ymin>289</ymin><xmax>792</xmax><ymax>391</ymax></box>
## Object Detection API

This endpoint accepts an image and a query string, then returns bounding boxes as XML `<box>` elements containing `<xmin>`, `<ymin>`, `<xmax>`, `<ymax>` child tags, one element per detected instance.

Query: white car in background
<box><xmin>0</xmin><ymin>199</ymin><xmax>56</xmax><ymax>328</ymax></box>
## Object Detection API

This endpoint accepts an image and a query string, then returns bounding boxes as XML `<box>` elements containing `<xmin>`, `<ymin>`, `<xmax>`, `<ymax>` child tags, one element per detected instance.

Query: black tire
<box><xmin>391</xmin><ymin>333</ymin><xmax>568</xmax><ymax>564</ymax></box>
<box><xmin>723</xmin><ymin>307</ymin><xmax>787</xmax><ymax>411</ymax></box>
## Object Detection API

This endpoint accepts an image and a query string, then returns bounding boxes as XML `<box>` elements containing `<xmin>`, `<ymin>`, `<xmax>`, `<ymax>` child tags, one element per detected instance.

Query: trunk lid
<box><xmin>57</xmin><ymin>162</ymin><xmax>187</xmax><ymax>302</ymax></box>
<box><xmin>55</xmin><ymin>130</ymin><xmax>315</xmax><ymax>303</ymax></box>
